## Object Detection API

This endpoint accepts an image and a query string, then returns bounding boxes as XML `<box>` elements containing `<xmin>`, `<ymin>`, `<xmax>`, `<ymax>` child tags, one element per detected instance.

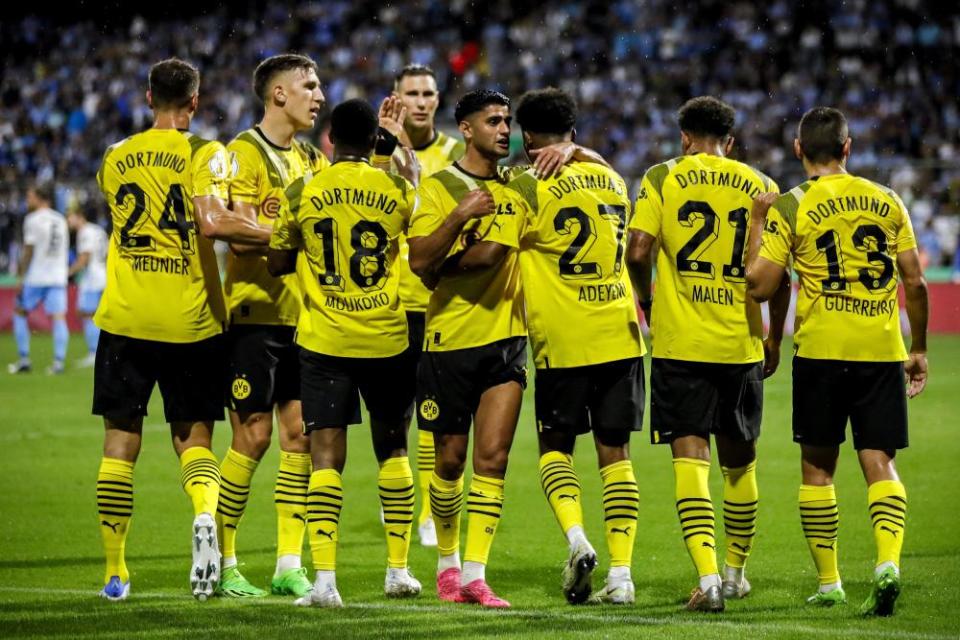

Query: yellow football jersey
<box><xmin>225</xmin><ymin>127</ymin><xmax>330</xmax><ymax>326</ymax></box>
<box><xmin>270</xmin><ymin>160</ymin><xmax>416</xmax><ymax>358</ymax></box>
<box><xmin>631</xmin><ymin>153</ymin><xmax>778</xmax><ymax>363</ymax></box>
<box><xmin>95</xmin><ymin>128</ymin><xmax>230</xmax><ymax>343</ymax></box>
<box><xmin>397</xmin><ymin>130</ymin><xmax>466</xmax><ymax>313</ymax></box>
<box><xmin>760</xmin><ymin>173</ymin><xmax>915</xmax><ymax>362</ymax></box>
<box><xmin>408</xmin><ymin>163</ymin><xmax>526</xmax><ymax>351</ymax></box>
<box><xmin>500</xmin><ymin>163</ymin><xmax>645</xmax><ymax>368</ymax></box>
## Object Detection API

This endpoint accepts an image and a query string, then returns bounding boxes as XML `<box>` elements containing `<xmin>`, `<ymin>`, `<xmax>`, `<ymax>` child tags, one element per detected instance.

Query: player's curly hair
<box><xmin>253</xmin><ymin>54</ymin><xmax>318</xmax><ymax>103</ymax></box>
<box><xmin>677</xmin><ymin>96</ymin><xmax>736</xmax><ymax>139</ymax></box>
<box><xmin>454</xmin><ymin>89</ymin><xmax>510</xmax><ymax>124</ymax></box>
<box><xmin>514</xmin><ymin>88</ymin><xmax>577</xmax><ymax>135</ymax></box>
<box><xmin>330</xmin><ymin>99</ymin><xmax>378</xmax><ymax>150</ymax></box>
<box><xmin>798</xmin><ymin>107</ymin><xmax>849</xmax><ymax>164</ymax></box>
<box><xmin>148</xmin><ymin>58</ymin><xmax>199</xmax><ymax>110</ymax></box>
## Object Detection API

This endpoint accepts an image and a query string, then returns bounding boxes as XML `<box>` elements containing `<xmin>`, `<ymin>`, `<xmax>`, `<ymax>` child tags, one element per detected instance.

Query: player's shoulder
<box><xmin>772</xmin><ymin>181</ymin><xmax>815</xmax><ymax>231</ymax></box>
<box><xmin>721</xmin><ymin>156</ymin><xmax>777</xmax><ymax>192</ymax></box>
<box><xmin>183</xmin><ymin>131</ymin><xmax>223</xmax><ymax>157</ymax></box>
<box><xmin>435</xmin><ymin>130</ymin><xmax>465</xmax><ymax>161</ymax></box>
<box><xmin>641</xmin><ymin>156</ymin><xmax>685</xmax><ymax>196</ymax></box>
<box><xmin>227</xmin><ymin>128</ymin><xmax>259</xmax><ymax>152</ymax></box>
<box><xmin>859</xmin><ymin>175</ymin><xmax>905</xmax><ymax>205</ymax></box>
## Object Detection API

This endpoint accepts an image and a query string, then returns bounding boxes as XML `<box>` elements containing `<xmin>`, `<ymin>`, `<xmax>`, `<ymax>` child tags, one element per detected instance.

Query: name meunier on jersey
<box><xmin>270</xmin><ymin>160</ymin><xmax>416</xmax><ymax>358</ymax></box>
<box><xmin>95</xmin><ymin>128</ymin><xmax>231</xmax><ymax>343</ymax></box>
<box><xmin>630</xmin><ymin>153</ymin><xmax>778</xmax><ymax>364</ymax></box>
<box><xmin>759</xmin><ymin>173</ymin><xmax>916</xmax><ymax>361</ymax></box>
<box><xmin>499</xmin><ymin>162</ymin><xmax>645</xmax><ymax>369</ymax></box>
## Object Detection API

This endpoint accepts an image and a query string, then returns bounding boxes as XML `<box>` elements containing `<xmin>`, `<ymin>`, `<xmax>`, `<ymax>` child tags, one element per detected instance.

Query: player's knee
<box><xmin>473</xmin><ymin>447</ymin><xmax>509</xmax><ymax>477</ymax></box>
<box><xmin>435</xmin><ymin>450</ymin><xmax>466</xmax><ymax>480</ymax></box>
<box><xmin>232</xmin><ymin>412</ymin><xmax>273</xmax><ymax>458</ymax></box>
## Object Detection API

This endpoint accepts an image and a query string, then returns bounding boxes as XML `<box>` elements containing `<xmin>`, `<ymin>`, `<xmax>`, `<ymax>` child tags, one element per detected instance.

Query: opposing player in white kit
<box><xmin>9</xmin><ymin>183</ymin><xmax>70</xmax><ymax>375</ymax></box>
<box><xmin>68</xmin><ymin>208</ymin><xmax>109</xmax><ymax>368</ymax></box>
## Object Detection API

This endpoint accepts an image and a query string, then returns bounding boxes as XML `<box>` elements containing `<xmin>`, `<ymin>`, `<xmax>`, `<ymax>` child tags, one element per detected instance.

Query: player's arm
<box><xmin>442</xmin><ymin>241</ymin><xmax>510</xmax><ymax>275</ymax></box>
<box><xmin>897</xmin><ymin>247</ymin><xmax>929</xmax><ymax>397</ymax></box>
<box><xmin>68</xmin><ymin>251</ymin><xmax>90</xmax><ymax>277</ymax></box>
<box><xmin>745</xmin><ymin>192</ymin><xmax>785</xmax><ymax>302</ymax></box>
<box><xmin>527</xmin><ymin>143</ymin><xmax>610</xmax><ymax>180</ymax></box>
<box><xmin>372</xmin><ymin>96</ymin><xmax>421</xmax><ymax>186</ymax></box>
<box><xmin>763</xmin><ymin>271</ymin><xmax>792</xmax><ymax>378</ymax></box>
<box><xmin>626</xmin><ymin>230</ymin><xmax>655</xmax><ymax>322</ymax></box>
<box><xmin>266</xmin><ymin>248</ymin><xmax>297</xmax><ymax>276</ymax></box>
<box><xmin>266</xmin><ymin>181</ymin><xmax>305</xmax><ymax>277</ymax></box>
<box><xmin>408</xmin><ymin>189</ymin><xmax>494</xmax><ymax>279</ymax></box>
<box><xmin>194</xmin><ymin>196</ymin><xmax>272</xmax><ymax>244</ymax></box>
<box><xmin>227</xmin><ymin>201</ymin><xmax>268</xmax><ymax>256</ymax></box>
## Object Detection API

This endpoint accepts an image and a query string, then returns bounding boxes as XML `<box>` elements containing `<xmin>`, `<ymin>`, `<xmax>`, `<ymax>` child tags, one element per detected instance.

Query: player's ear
<box><xmin>723</xmin><ymin>136</ymin><xmax>735</xmax><ymax>156</ymax></box>
<box><xmin>793</xmin><ymin>138</ymin><xmax>803</xmax><ymax>161</ymax></box>
<box><xmin>274</xmin><ymin>84</ymin><xmax>286</xmax><ymax>107</ymax></box>
<box><xmin>188</xmin><ymin>94</ymin><xmax>199</xmax><ymax>113</ymax></box>
<box><xmin>145</xmin><ymin>90</ymin><xmax>153</xmax><ymax>110</ymax></box>
<box><xmin>680</xmin><ymin>131</ymin><xmax>691</xmax><ymax>154</ymax></box>
<box><xmin>841</xmin><ymin>137</ymin><xmax>852</xmax><ymax>163</ymax></box>
<box><xmin>570</xmin><ymin>128</ymin><xmax>577</xmax><ymax>143</ymax></box>
<box><xmin>458</xmin><ymin>119</ymin><xmax>471</xmax><ymax>142</ymax></box>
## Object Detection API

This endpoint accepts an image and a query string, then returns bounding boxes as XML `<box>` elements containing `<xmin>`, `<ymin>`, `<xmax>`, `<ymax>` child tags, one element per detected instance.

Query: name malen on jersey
<box><xmin>548</xmin><ymin>174</ymin><xmax>625</xmax><ymax>200</ymax></box>
<box><xmin>674</xmin><ymin>170</ymin><xmax>762</xmax><ymax>198</ymax></box>
<box><xmin>823</xmin><ymin>294</ymin><xmax>896</xmax><ymax>317</ymax></box>
<box><xmin>324</xmin><ymin>292</ymin><xmax>391</xmax><ymax>312</ymax></box>
<box><xmin>806</xmin><ymin>196</ymin><xmax>891</xmax><ymax>224</ymax></box>
<box><xmin>115</xmin><ymin>151</ymin><xmax>187</xmax><ymax>175</ymax></box>
<box><xmin>578</xmin><ymin>282</ymin><xmax>628</xmax><ymax>303</ymax></box>
<box><xmin>130</xmin><ymin>255</ymin><xmax>190</xmax><ymax>275</ymax></box>
<box><xmin>692</xmin><ymin>284</ymin><xmax>734</xmax><ymax>306</ymax></box>
<box><xmin>309</xmin><ymin>188</ymin><xmax>399</xmax><ymax>215</ymax></box>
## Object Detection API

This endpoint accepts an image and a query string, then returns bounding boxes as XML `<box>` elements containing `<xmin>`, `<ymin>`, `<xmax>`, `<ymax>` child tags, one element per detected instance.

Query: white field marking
<box><xmin>0</xmin><ymin>587</ymin><xmax>955</xmax><ymax>640</ymax></box>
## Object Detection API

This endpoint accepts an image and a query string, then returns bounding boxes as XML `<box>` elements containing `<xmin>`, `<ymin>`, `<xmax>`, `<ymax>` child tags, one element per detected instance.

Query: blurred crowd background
<box><xmin>1</xmin><ymin>0</ymin><xmax>958</xmax><ymax>276</ymax></box>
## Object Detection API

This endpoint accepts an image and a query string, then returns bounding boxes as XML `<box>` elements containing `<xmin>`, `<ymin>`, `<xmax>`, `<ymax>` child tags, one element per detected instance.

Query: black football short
<box><xmin>93</xmin><ymin>330</ymin><xmax>225</xmax><ymax>423</ymax></box>
<box><xmin>406</xmin><ymin>311</ymin><xmax>425</xmax><ymax>359</ymax></box>
<box><xmin>224</xmin><ymin>324</ymin><xmax>300</xmax><ymax>414</ymax></box>
<box><xmin>416</xmin><ymin>337</ymin><xmax>528</xmax><ymax>435</ymax></box>
<box><xmin>299</xmin><ymin>347</ymin><xmax>416</xmax><ymax>431</ymax></box>
<box><xmin>792</xmin><ymin>357</ymin><xmax>908</xmax><ymax>450</ymax></box>
<box><xmin>535</xmin><ymin>358</ymin><xmax>645</xmax><ymax>439</ymax></box>
<box><xmin>650</xmin><ymin>358</ymin><xmax>763</xmax><ymax>445</ymax></box>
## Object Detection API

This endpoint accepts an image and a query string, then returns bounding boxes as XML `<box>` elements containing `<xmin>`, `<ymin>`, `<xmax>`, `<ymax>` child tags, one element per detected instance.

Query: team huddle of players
<box><xmin>90</xmin><ymin>53</ymin><xmax>929</xmax><ymax>617</ymax></box>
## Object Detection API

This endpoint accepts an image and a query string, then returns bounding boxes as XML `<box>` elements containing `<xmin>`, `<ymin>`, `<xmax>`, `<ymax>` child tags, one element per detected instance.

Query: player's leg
<box><xmin>793</xmin><ymin>356</ymin><xmax>848</xmax><ymax>607</ymax></box>
<box><xmin>852</xmin><ymin>361</ymin><xmax>910</xmax><ymax>616</ymax></box>
<box><xmin>92</xmin><ymin>330</ymin><xmax>155</xmax><ymax>600</ymax></box>
<box><xmin>270</xmin><ymin>399</ymin><xmax>312</xmax><ymax>598</ymax></box>
<box><xmin>590</xmin><ymin>358</ymin><xmax>644</xmax><ymax>605</ymax></box>
<box><xmin>46</xmin><ymin>287</ymin><xmax>69</xmax><ymax>374</ymax></box>
<box><xmin>159</xmin><ymin>335</ymin><xmax>227</xmax><ymax>601</ymax></box>
<box><xmin>714</xmin><ymin>361</ymin><xmax>763</xmax><ymax>600</ymax></box>
<box><xmin>8</xmin><ymin>286</ymin><xmax>40</xmax><ymax>373</ymax></box>
<box><xmin>460</xmin><ymin>379</ymin><xmax>523</xmax><ymax>608</ymax></box>
<box><xmin>76</xmin><ymin>290</ymin><xmax>101</xmax><ymax>367</ymax></box>
<box><xmin>534</xmin><ymin>366</ymin><xmax>595</xmax><ymax>604</ymax></box>
<box><xmin>406</xmin><ymin>311</ymin><xmax>436</xmax><ymax>546</ymax></box>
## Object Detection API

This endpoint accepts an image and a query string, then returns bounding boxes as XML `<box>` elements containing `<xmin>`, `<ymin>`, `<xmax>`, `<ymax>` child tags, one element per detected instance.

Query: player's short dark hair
<box><xmin>253</xmin><ymin>54</ymin><xmax>318</xmax><ymax>103</ymax></box>
<box><xmin>394</xmin><ymin>63</ymin><xmax>436</xmax><ymax>86</ymax></box>
<box><xmin>798</xmin><ymin>107</ymin><xmax>849</xmax><ymax>164</ymax></box>
<box><xmin>677</xmin><ymin>96</ymin><xmax>736</xmax><ymax>139</ymax></box>
<box><xmin>454</xmin><ymin>89</ymin><xmax>510</xmax><ymax>124</ymax></box>
<box><xmin>29</xmin><ymin>181</ymin><xmax>54</xmax><ymax>204</ymax></box>
<box><xmin>148</xmin><ymin>58</ymin><xmax>199</xmax><ymax>110</ymax></box>
<box><xmin>329</xmin><ymin>99</ymin><xmax>378</xmax><ymax>149</ymax></box>
<box><xmin>514</xmin><ymin>88</ymin><xmax>577</xmax><ymax>135</ymax></box>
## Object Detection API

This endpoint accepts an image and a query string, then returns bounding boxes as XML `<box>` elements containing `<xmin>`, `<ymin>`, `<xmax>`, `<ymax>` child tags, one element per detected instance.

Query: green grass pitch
<box><xmin>0</xmin><ymin>334</ymin><xmax>958</xmax><ymax>639</ymax></box>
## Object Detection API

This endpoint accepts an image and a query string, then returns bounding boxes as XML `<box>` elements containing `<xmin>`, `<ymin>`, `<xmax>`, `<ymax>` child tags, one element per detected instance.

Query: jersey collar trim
<box><xmin>412</xmin><ymin>131</ymin><xmax>439</xmax><ymax>152</ymax></box>
<box><xmin>452</xmin><ymin>161</ymin><xmax>499</xmax><ymax>181</ymax></box>
<box><xmin>254</xmin><ymin>126</ymin><xmax>292</xmax><ymax>151</ymax></box>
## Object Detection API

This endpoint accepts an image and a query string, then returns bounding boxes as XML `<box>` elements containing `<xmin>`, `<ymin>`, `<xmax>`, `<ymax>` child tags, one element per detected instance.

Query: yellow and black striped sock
<box><xmin>180</xmin><ymin>447</ymin><xmax>220</xmax><ymax>516</ymax></box>
<box><xmin>216</xmin><ymin>448</ymin><xmax>258</xmax><ymax>564</ymax></box>
<box><xmin>601</xmin><ymin>460</ymin><xmax>639</xmax><ymax>568</ymax></box>
<box><xmin>275</xmin><ymin>451</ymin><xmax>311</xmax><ymax>559</ymax></box>
<box><xmin>429</xmin><ymin>472</ymin><xmax>463</xmax><ymax>557</ymax></box>
<box><xmin>674</xmin><ymin>457</ymin><xmax>718</xmax><ymax>578</ymax></box>
<box><xmin>463</xmin><ymin>475</ymin><xmax>505</xmax><ymax>565</ymax></box>
<box><xmin>538</xmin><ymin>451</ymin><xmax>583</xmax><ymax>536</ymax></box>
<box><xmin>867</xmin><ymin>480</ymin><xmax>907</xmax><ymax>570</ymax></box>
<box><xmin>97</xmin><ymin>457</ymin><xmax>134</xmax><ymax>584</ymax></box>
<box><xmin>416</xmin><ymin>430</ymin><xmax>435</xmax><ymax>525</ymax></box>
<box><xmin>799</xmin><ymin>484</ymin><xmax>840</xmax><ymax>585</ymax></box>
<box><xmin>306</xmin><ymin>469</ymin><xmax>343</xmax><ymax>571</ymax></box>
<box><xmin>379</xmin><ymin>457</ymin><xmax>415</xmax><ymax>568</ymax></box>
<box><xmin>722</xmin><ymin>461</ymin><xmax>759</xmax><ymax>569</ymax></box>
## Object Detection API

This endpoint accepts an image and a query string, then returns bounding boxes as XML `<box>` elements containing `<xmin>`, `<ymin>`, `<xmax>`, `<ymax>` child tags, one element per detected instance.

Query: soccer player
<box><xmin>94</xmin><ymin>58</ymin><xmax>273</xmax><ymax>601</ymax></box>
<box><xmin>448</xmin><ymin>88</ymin><xmax>645</xmax><ymax>605</ymax></box>
<box><xmin>626</xmin><ymin>96</ymin><xmax>790</xmax><ymax>612</ymax></box>
<box><xmin>267</xmin><ymin>98</ymin><xmax>420</xmax><ymax>608</ymax></box>
<box><xmin>385</xmin><ymin>63</ymin><xmax>465</xmax><ymax>547</ymax></box>
<box><xmin>8</xmin><ymin>183</ymin><xmax>69</xmax><ymax>375</ymax></box>
<box><xmin>68</xmin><ymin>207</ymin><xmax>108</xmax><ymax>367</ymax></box>
<box><xmin>745</xmin><ymin>107</ymin><xmax>929</xmax><ymax>616</ymax></box>
<box><xmin>407</xmin><ymin>89</ymin><xmax>607</xmax><ymax>608</ymax></box>
<box><xmin>216</xmin><ymin>53</ymin><xmax>329</xmax><ymax>599</ymax></box>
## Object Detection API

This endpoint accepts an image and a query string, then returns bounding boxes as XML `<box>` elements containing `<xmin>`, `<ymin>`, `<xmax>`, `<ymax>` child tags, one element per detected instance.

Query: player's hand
<box><xmin>751</xmin><ymin>192</ymin><xmax>778</xmax><ymax>221</ymax></box>
<box><xmin>762</xmin><ymin>337</ymin><xmax>781</xmax><ymax>378</ymax></box>
<box><xmin>454</xmin><ymin>190</ymin><xmax>495</xmax><ymax>221</ymax></box>
<box><xmin>378</xmin><ymin>96</ymin><xmax>410</xmax><ymax>146</ymax></box>
<box><xmin>529</xmin><ymin>142</ymin><xmax>576</xmax><ymax>179</ymax></box>
<box><xmin>905</xmin><ymin>352</ymin><xmax>927</xmax><ymax>398</ymax></box>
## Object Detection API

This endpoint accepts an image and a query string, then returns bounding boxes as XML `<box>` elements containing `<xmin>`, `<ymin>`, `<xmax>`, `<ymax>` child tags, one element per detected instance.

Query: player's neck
<box><xmin>406</xmin><ymin>125</ymin><xmax>436</xmax><ymax>149</ymax></box>
<box><xmin>458</xmin><ymin>147</ymin><xmax>500</xmax><ymax>178</ymax></box>
<box><xmin>685</xmin><ymin>141</ymin><xmax>725</xmax><ymax>157</ymax></box>
<box><xmin>258</xmin><ymin>112</ymin><xmax>298</xmax><ymax>149</ymax></box>
<box><xmin>152</xmin><ymin>111</ymin><xmax>191</xmax><ymax>131</ymax></box>
<box><xmin>804</xmin><ymin>160</ymin><xmax>847</xmax><ymax>179</ymax></box>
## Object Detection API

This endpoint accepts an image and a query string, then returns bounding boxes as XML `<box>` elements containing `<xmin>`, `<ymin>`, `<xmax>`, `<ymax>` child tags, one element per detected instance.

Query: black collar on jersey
<box><xmin>453</xmin><ymin>161</ymin><xmax>499</xmax><ymax>181</ymax></box>
<box><xmin>255</xmin><ymin>126</ymin><xmax>292</xmax><ymax>151</ymax></box>
<box><xmin>412</xmin><ymin>131</ymin><xmax>439</xmax><ymax>152</ymax></box>
<box><xmin>333</xmin><ymin>155</ymin><xmax>371</xmax><ymax>165</ymax></box>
